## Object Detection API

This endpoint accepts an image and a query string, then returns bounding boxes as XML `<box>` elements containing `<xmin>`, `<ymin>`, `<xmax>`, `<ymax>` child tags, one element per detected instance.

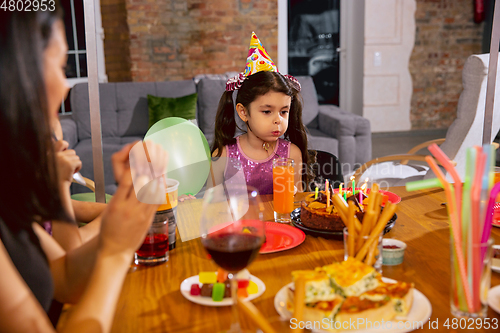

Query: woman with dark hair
<box><xmin>0</xmin><ymin>8</ymin><xmax>165</xmax><ymax>332</ymax></box>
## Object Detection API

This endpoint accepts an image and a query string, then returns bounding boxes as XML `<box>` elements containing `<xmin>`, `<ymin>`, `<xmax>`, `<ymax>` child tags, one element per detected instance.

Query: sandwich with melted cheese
<box><xmin>287</xmin><ymin>258</ymin><xmax>414</xmax><ymax>330</ymax></box>
<box><xmin>287</xmin><ymin>269</ymin><xmax>344</xmax><ymax>322</ymax></box>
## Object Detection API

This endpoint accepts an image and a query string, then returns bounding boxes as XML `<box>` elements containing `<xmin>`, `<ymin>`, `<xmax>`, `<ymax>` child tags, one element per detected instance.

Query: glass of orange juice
<box><xmin>494</xmin><ymin>166</ymin><xmax>500</xmax><ymax>184</ymax></box>
<box><xmin>273</xmin><ymin>157</ymin><xmax>295</xmax><ymax>223</ymax></box>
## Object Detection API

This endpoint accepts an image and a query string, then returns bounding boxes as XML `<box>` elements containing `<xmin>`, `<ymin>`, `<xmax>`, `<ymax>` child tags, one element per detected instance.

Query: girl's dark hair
<box><xmin>0</xmin><ymin>8</ymin><xmax>70</xmax><ymax>232</ymax></box>
<box><xmin>211</xmin><ymin>71</ymin><xmax>315</xmax><ymax>186</ymax></box>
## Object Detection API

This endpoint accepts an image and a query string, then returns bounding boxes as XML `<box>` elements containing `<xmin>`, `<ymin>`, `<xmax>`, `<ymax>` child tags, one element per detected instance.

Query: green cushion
<box><xmin>71</xmin><ymin>193</ymin><xmax>113</xmax><ymax>203</ymax></box>
<box><xmin>147</xmin><ymin>93</ymin><xmax>197</xmax><ymax>129</ymax></box>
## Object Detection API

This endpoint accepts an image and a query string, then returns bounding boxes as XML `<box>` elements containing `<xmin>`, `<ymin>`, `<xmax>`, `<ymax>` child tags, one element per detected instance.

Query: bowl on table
<box><xmin>382</xmin><ymin>238</ymin><xmax>407</xmax><ymax>265</ymax></box>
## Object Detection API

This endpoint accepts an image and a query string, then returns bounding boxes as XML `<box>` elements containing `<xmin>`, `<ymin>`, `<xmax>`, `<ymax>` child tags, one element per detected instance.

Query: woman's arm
<box><xmin>0</xmin><ymin>240</ymin><xmax>56</xmax><ymax>332</ymax></box>
<box><xmin>51</xmin><ymin>139</ymin><xmax>83</xmax><ymax>251</ymax></box>
<box><xmin>34</xmin><ymin>223</ymin><xmax>99</xmax><ymax>304</ymax></box>
<box><xmin>72</xmin><ymin>200</ymin><xmax>107</xmax><ymax>224</ymax></box>
<box><xmin>73</xmin><ymin>201</ymin><xmax>107</xmax><ymax>244</ymax></box>
<box><xmin>290</xmin><ymin>143</ymin><xmax>303</xmax><ymax>192</ymax></box>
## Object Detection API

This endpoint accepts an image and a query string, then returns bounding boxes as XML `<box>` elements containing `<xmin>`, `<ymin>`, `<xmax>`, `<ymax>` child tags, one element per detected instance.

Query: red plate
<box><xmin>331</xmin><ymin>188</ymin><xmax>401</xmax><ymax>205</ymax></box>
<box><xmin>377</xmin><ymin>190</ymin><xmax>402</xmax><ymax>205</ymax></box>
<box><xmin>260</xmin><ymin>222</ymin><xmax>306</xmax><ymax>254</ymax></box>
<box><xmin>493</xmin><ymin>203</ymin><xmax>500</xmax><ymax>228</ymax></box>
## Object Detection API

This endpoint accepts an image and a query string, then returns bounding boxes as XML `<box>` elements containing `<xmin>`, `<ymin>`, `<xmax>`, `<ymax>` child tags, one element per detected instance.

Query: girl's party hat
<box><xmin>226</xmin><ymin>32</ymin><xmax>301</xmax><ymax>92</ymax></box>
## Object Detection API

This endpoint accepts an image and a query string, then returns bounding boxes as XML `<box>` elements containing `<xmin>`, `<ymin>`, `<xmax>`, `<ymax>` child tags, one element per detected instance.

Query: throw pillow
<box><xmin>147</xmin><ymin>93</ymin><xmax>197</xmax><ymax>128</ymax></box>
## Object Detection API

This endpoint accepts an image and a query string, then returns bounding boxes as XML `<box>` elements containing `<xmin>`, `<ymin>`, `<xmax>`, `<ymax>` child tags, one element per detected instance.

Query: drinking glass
<box><xmin>200</xmin><ymin>184</ymin><xmax>265</xmax><ymax>333</ymax></box>
<box><xmin>273</xmin><ymin>157</ymin><xmax>295</xmax><ymax>223</ymax></box>
<box><xmin>343</xmin><ymin>227</ymin><xmax>383</xmax><ymax>273</ymax></box>
<box><xmin>450</xmin><ymin>238</ymin><xmax>493</xmax><ymax>318</ymax></box>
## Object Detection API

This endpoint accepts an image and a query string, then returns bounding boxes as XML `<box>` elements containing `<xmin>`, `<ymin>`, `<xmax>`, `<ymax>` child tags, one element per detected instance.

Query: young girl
<box><xmin>211</xmin><ymin>33</ymin><xmax>313</xmax><ymax>195</ymax></box>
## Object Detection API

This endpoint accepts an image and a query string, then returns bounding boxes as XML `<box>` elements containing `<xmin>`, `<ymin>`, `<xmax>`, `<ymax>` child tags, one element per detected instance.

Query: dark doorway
<box><xmin>288</xmin><ymin>0</ymin><xmax>340</xmax><ymax>105</ymax></box>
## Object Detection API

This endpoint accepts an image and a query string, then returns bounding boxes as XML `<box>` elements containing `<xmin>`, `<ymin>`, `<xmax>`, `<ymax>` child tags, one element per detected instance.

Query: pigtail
<box><xmin>285</xmin><ymin>90</ymin><xmax>316</xmax><ymax>190</ymax></box>
<box><xmin>211</xmin><ymin>91</ymin><xmax>237</xmax><ymax>157</ymax></box>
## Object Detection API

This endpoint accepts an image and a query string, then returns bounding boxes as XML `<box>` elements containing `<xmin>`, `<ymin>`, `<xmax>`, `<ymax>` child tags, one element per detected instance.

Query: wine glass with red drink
<box><xmin>200</xmin><ymin>184</ymin><xmax>265</xmax><ymax>333</ymax></box>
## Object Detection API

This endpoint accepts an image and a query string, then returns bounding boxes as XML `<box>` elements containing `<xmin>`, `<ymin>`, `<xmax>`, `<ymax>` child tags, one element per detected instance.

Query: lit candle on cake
<box><xmin>325</xmin><ymin>180</ymin><xmax>330</xmax><ymax>208</ymax></box>
<box><xmin>339</xmin><ymin>183</ymin><xmax>343</xmax><ymax>197</ymax></box>
<box><xmin>362</xmin><ymin>178</ymin><xmax>369</xmax><ymax>194</ymax></box>
<box><xmin>315</xmin><ymin>186</ymin><xmax>319</xmax><ymax>199</ymax></box>
<box><xmin>350</xmin><ymin>175</ymin><xmax>355</xmax><ymax>195</ymax></box>
<box><xmin>360</xmin><ymin>181</ymin><xmax>368</xmax><ymax>205</ymax></box>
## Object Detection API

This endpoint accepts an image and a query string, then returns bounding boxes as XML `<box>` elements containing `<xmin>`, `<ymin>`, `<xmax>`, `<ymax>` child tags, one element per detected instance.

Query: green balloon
<box><xmin>145</xmin><ymin>117</ymin><xmax>210</xmax><ymax>196</ymax></box>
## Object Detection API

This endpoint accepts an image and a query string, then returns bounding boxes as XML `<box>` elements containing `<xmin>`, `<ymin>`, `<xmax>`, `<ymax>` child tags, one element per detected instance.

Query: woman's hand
<box><xmin>100</xmin><ymin>142</ymin><xmax>168</xmax><ymax>256</ymax></box>
<box><xmin>99</xmin><ymin>168</ymin><xmax>159</xmax><ymax>257</ymax></box>
<box><xmin>54</xmin><ymin>139</ymin><xmax>82</xmax><ymax>184</ymax></box>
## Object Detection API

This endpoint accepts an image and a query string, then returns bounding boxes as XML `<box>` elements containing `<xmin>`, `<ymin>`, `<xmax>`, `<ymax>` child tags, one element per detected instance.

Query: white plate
<box><xmin>274</xmin><ymin>278</ymin><xmax>432</xmax><ymax>333</ymax></box>
<box><xmin>488</xmin><ymin>285</ymin><xmax>500</xmax><ymax>315</ymax></box>
<box><xmin>492</xmin><ymin>245</ymin><xmax>500</xmax><ymax>273</ymax></box>
<box><xmin>180</xmin><ymin>274</ymin><xmax>265</xmax><ymax>306</ymax></box>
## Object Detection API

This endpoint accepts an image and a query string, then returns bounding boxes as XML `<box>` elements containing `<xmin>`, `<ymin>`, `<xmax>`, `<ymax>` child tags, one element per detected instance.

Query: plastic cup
<box><xmin>273</xmin><ymin>158</ymin><xmax>295</xmax><ymax>223</ymax></box>
<box><xmin>157</xmin><ymin>178</ymin><xmax>179</xmax><ymax>250</ymax></box>
<box><xmin>134</xmin><ymin>178</ymin><xmax>179</xmax><ymax>266</ymax></box>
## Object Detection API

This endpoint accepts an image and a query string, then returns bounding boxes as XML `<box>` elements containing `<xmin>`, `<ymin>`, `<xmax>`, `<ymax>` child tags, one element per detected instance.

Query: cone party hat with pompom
<box><xmin>226</xmin><ymin>32</ymin><xmax>300</xmax><ymax>92</ymax></box>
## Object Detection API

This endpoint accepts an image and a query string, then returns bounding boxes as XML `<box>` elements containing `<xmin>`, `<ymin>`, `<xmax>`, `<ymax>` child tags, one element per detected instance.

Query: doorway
<box><xmin>287</xmin><ymin>0</ymin><xmax>340</xmax><ymax>105</ymax></box>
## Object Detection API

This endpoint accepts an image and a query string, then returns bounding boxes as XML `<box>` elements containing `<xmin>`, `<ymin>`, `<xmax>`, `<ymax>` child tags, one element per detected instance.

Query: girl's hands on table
<box><xmin>179</xmin><ymin>194</ymin><xmax>196</xmax><ymax>202</ymax></box>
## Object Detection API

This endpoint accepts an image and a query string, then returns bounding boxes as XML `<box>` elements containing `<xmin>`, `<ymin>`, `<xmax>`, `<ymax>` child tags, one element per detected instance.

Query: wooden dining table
<box><xmin>107</xmin><ymin>187</ymin><xmax>500</xmax><ymax>332</ymax></box>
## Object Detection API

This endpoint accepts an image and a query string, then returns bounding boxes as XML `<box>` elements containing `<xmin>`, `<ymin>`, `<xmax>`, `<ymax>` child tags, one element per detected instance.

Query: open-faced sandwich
<box><xmin>287</xmin><ymin>257</ymin><xmax>414</xmax><ymax>331</ymax></box>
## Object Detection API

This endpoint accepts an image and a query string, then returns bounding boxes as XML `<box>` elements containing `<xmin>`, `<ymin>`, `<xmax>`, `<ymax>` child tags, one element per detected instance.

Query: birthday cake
<box><xmin>300</xmin><ymin>191</ymin><xmax>364</xmax><ymax>231</ymax></box>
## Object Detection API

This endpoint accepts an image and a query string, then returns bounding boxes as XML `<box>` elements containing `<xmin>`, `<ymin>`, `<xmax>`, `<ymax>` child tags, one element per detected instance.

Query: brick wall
<box><xmin>124</xmin><ymin>0</ymin><xmax>278</xmax><ymax>82</ymax></box>
<box><xmin>409</xmin><ymin>0</ymin><xmax>484</xmax><ymax>130</ymax></box>
<box><xmin>101</xmin><ymin>0</ymin><xmax>132</xmax><ymax>82</ymax></box>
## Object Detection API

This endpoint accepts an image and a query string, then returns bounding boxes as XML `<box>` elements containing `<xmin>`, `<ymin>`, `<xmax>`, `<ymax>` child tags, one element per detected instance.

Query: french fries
<box><xmin>339</xmin><ymin>184</ymin><xmax>398</xmax><ymax>266</ymax></box>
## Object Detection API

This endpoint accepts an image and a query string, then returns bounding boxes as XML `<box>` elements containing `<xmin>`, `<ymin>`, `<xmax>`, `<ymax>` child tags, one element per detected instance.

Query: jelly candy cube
<box><xmin>238</xmin><ymin>280</ymin><xmax>249</xmax><ymax>289</ymax></box>
<box><xmin>237</xmin><ymin>287</ymin><xmax>248</xmax><ymax>298</ymax></box>
<box><xmin>247</xmin><ymin>280</ymin><xmax>258</xmax><ymax>294</ymax></box>
<box><xmin>199</xmin><ymin>272</ymin><xmax>217</xmax><ymax>284</ymax></box>
<box><xmin>217</xmin><ymin>267</ymin><xmax>228</xmax><ymax>283</ymax></box>
<box><xmin>212</xmin><ymin>283</ymin><xmax>225</xmax><ymax>301</ymax></box>
<box><xmin>200</xmin><ymin>284</ymin><xmax>213</xmax><ymax>297</ymax></box>
<box><xmin>190</xmin><ymin>284</ymin><xmax>201</xmax><ymax>296</ymax></box>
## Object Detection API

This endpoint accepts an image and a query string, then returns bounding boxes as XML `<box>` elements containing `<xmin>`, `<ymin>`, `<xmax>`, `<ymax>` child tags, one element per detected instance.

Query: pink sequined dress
<box><xmin>224</xmin><ymin>136</ymin><xmax>290</xmax><ymax>195</ymax></box>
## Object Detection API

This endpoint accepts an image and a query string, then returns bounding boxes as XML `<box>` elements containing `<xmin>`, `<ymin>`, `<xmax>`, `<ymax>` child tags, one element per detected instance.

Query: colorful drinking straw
<box><xmin>481</xmin><ymin>182</ymin><xmax>500</xmax><ymax>260</ymax></box>
<box><xmin>428</xmin><ymin>144</ymin><xmax>463</xmax><ymax>246</ymax></box>
<box><xmin>425</xmin><ymin>155</ymin><xmax>473</xmax><ymax>311</ymax></box>
<box><xmin>471</xmin><ymin>148</ymin><xmax>486</xmax><ymax>311</ymax></box>
<box><xmin>405</xmin><ymin>178</ymin><xmax>442</xmax><ymax>192</ymax></box>
<box><xmin>463</xmin><ymin>148</ymin><xmax>475</xmax><ymax>295</ymax></box>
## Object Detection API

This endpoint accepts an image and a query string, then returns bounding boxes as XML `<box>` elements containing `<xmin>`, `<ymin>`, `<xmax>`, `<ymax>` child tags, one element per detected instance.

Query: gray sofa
<box><xmin>62</xmin><ymin>76</ymin><xmax>371</xmax><ymax>195</ymax></box>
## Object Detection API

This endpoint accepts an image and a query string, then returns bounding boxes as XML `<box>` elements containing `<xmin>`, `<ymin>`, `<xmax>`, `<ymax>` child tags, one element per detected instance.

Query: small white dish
<box><xmin>180</xmin><ymin>274</ymin><xmax>265</xmax><ymax>307</ymax></box>
<box><xmin>487</xmin><ymin>285</ymin><xmax>500</xmax><ymax>315</ymax></box>
<box><xmin>382</xmin><ymin>239</ymin><xmax>407</xmax><ymax>266</ymax></box>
